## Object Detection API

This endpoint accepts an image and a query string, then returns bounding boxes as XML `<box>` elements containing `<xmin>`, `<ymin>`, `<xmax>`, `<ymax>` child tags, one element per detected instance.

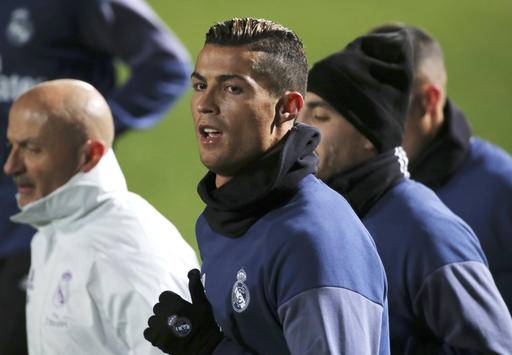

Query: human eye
<box><xmin>28</xmin><ymin>147</ymin><xmax>41</xmax><ymax>153</ymax></box>
<box><xmin>225</xmin><ymin>84</ymin><xmax>243</xmax><ymax>95</ymax></box>
<box><xmin>313</xmin><ymin>109</ymin><xmax>330</xmax><ymax>122</ymax></box>
<box><xmin>192</xmin><ymin>81</ymin><xmax>207</xmax><ymax>91</ymax></box>
<box><xmin>24</xmin><ymin>142</ymin><xmax>41</xmax><ymax>154</ymax></box>
<box><xmin>314</xmin><ymin>114</ymin><xmax>330</xmax><ymax>122</ymax></box>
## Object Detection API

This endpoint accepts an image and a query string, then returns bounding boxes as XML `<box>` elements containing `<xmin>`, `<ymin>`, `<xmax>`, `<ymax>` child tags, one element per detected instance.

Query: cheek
<box><xmin>190</xmin><ymin>97</ymin><xmax>201</xmax><ymax>121</ymax></box>
<box><xmin>317</xmin><ymin>127</ymin><xmax>336</xmax><ymax>153</ymax></box>
<box><xmin>322</xmin><ymin>131</ymin><xmax>346</xmax><ymax>164</ymax></box>
<box><xmin>24</xmin><ymin>156</ymin><xmax>48</xmax><ymax>179</ymax></box>
<box><xmin>29</xmin><ymin>162</ymin><xmax>54</xmax><ymax>194</ymax></box>
<box><xmin>42</xmin><ymin>155</ymin><xmax>79</xmax><ymax>190</ymax></box>
<box><xmin>231</xmin><ymin>103</ymin><xmax>269</xmax><ymax>137</ymax></box>
<box><xmin>254</xmin><ymin>99</ymin><xmax>275</xmax><ymax>120</ymax></box>
<box><xmin>315</xmin><ymin>136</ymin><xmax>333</xmax><ymax>170</ymax></box>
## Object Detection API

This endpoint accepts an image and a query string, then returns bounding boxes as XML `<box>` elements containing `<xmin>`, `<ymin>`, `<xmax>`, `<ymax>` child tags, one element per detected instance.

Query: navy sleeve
<box><xmin>266</xmin><ymin>208</ymin><xmax>389</xmax><ymax>355</ymax></box>
<box><xmin>78</xmin><ymin>0</ymin><xmax>190</xmax><ymax>134</ymax></box>
<box><xmin>413</xmin><ymin>261</ymin><xmax>512</xmax><ymax>353</ymax></box>
<box><xmin>277</xmin><ymin>287</ymin><xmax>386</xmax><ymax>355</ymax></box>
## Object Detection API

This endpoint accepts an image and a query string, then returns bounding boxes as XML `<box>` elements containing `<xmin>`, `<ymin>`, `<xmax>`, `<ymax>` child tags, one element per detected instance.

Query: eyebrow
<box><xmin>191</xmin><ymin>72</ymin><xmax>248</xmax><ymax>84</ymax></box>
<box><xmin>6</xmin><ymin>138</ymin><xmax>39</xmax><ymax>147</ymax></box>
<box><xmin>306</xmin><ymin>100</ymin><xmax>331</xmax><ymax>110</ymax></box>
<box><xmin>191</xmin><ymin>72</ymin><xmax>206</xmax><ymax>81</ymax></box>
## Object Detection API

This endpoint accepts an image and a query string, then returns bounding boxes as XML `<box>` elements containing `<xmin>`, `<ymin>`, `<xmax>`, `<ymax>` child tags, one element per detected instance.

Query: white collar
<box><xmin>11</xmin><ymin>149</ymin><xmax>127</xmax><ymax>228</ymax></box>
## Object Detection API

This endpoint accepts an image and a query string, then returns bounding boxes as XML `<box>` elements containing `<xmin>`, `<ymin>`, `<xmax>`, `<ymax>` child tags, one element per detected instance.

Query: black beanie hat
<box><xmin>307</xmin><ymin>30</ymin><xmax>413</xmax><ymax>153</ymax></box>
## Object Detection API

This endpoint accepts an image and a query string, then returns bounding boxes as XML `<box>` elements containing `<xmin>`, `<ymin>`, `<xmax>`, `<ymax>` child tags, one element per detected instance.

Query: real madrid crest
<box><xmin>53</xmin><ymin>271</ymin><xmax>72</xmax><ymax>307</ymax></box>
<box><xmin>7</xmin><ymin>8</ymin><xmax>34</xmax><ymax>46</ymax></box>
<box><xmin>231</xmin><ymin>268</ymin><xmax>250</xmax><ymax>313</ymax></box>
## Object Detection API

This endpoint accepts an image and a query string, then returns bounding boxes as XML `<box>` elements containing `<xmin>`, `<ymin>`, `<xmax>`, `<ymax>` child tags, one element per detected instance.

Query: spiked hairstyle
<box><xmin>205</xmin><ymin>18</ymin><xmax>308</xmax><ymax>96</ymax></box>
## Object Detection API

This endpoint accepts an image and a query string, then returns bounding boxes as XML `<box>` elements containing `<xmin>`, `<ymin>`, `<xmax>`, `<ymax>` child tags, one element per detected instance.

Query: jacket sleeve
<box><xmin>78</xmin><ymin>0</ymin><xmax>191</xmax><ymax>134</ymax></box>
<box><xmin>277</xmin><ymin>287</ymin><xmax>385</xmax><ymax>355</ymax></box>
<box><xmin>412</xmin><ymin>260</ymin><xmax>512</xmax><ymax>354</ymax></box>
<box><xmin>209</xmin><ymin>290</ymin><xmax>384</xmax><ymax>355</ymax></box>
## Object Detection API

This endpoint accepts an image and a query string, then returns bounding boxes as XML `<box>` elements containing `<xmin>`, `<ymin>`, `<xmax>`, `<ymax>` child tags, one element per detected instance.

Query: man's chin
<box><xmin>16</xmin><ymin>193</ymin><xmax>38</xmax><ymax>209</ymax></box>
<box><xmin>201</xmin><ymin>156</ymin><xmax>228</xmax><ymax>175</ymax></box>
<box><xmin>203</xmin><ymin>162</ymin><xmax>240</xmax><ymax>178</ymax></box>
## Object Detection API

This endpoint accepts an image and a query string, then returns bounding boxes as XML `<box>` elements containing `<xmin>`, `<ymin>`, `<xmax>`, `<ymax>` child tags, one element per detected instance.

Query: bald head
<box><xmin>12</xmin><ymin>79</ymin><xmax>114</xmax><ymax>149</ymax></box>
<box><xmin>4</xmin><ymin>79</ymin><xmax>115</xmax><ymax>206</ymax></box>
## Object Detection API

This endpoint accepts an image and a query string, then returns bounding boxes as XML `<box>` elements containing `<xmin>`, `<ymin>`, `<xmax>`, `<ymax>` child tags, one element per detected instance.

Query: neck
<box><xmin>215</xmin><ymin>174</ymin><xmax>232</xmax><ymax>188</ymax></box>
<box><xmin>321</xmin><ymin>151</ymin><xmax>377</xmax><ymax>182</ymax></box>
<box><xmin>403</xmin><ymin>111</ymin><xmax>444</xmax><ymax>163</ymax></box>
<box><xmin>212</xmin><ymin>130</ymin><xmax>292</xmax><ymax>189</ymax></box>
<box><xmin>408</xmin><ymin>99</ymin><xmax>472</xmax><ymax>188</ymax></box>
<box><xmin>326</xmin><ymin>148</ymin><xmax>407</xmax><ymax>217</ymax></box>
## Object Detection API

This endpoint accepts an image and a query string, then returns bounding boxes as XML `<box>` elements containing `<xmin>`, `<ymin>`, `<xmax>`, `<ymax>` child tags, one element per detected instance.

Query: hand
<box><xmin>144</xmin><ymin>269</ymin><xmax>223</xmax><ymax>355</ymax></box>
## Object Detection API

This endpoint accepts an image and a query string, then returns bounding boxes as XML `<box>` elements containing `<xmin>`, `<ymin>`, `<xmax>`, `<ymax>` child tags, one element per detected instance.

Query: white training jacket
<box><xmin>11</xmin><ymin>150</ymin><xmax>199</xmax><ymax>355</ymax></box>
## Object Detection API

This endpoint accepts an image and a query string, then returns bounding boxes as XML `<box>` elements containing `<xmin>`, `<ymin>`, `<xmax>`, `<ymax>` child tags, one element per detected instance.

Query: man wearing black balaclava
<box><xmin>299</xmin><ymin>30</ymin><xmax>512</xmax><ymax>354</ymax></box>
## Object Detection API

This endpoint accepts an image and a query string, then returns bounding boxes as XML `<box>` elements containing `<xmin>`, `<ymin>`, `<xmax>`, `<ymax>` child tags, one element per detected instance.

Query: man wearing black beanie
<box><xmin>300</xmin><ymin>30</ymin><xmax>512</xmax><ymax>354</ymax></box>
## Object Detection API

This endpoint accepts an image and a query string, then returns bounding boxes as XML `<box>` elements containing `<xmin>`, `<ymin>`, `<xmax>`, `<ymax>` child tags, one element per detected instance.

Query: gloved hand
<box><xmin>144</xmin><ymin>269</ymin><xmax>223</xmax><ymax>355</ymax></box>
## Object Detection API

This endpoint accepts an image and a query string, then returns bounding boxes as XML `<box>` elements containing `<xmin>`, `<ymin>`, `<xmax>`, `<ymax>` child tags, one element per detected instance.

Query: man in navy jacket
<box><xmin>299</xmin><ymin>29</ymin><xmax>512</xmax><ymax>353</ymax></box>
<box><xmin>144</xmin><ymin>17</ymin><xmax>390</xmax><ymax>355</ymax></box>
<box><xmin>0</xmin><ymin>1</ymin><xmax>190</xmax><ymax>353</ymax></box>
<box><xmin>373</xmin><ymin>24</ymin><xmax>512</xmax><ymax>315</ymax></box>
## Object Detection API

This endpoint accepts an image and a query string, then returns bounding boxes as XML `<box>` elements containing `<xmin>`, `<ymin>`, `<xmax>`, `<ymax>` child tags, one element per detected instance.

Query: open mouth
<box><xmin>199</xmin><ymin>125</ymin><xmax>223</xmax><ymax>144</ymax></box>
<box><xmin>16</xmin><ymin>184</ymin><xmax>34</xmax><ymax>195</ymax></box>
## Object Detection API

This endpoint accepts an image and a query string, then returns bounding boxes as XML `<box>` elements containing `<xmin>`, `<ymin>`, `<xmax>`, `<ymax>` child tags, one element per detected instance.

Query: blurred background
<box><xmin>115</xmin><ymin>0</ymin><xmax>512</xmax><ymax>251</ymax></box>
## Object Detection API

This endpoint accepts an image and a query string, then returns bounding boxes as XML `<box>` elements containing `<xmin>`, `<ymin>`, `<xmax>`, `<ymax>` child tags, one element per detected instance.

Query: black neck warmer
<box><xmin>409</xmin><ymin>99</ymin><xmax>472</xmax><ymax>189</ymax></box>
<box><xmin>327</xmin><ymin>148</ymin><xmax>408</xmax><ymax>218</ymax></box>
<box><xmin>197</xmin><ymin>123</ymin><xmax>319</xmax><ymax>238</ymax></box>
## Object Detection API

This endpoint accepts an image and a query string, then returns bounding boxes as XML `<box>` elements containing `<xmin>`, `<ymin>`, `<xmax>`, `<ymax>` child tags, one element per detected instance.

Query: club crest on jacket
<box><xmin>53</xmin><ymin>271</ymin><xmax>72</xmax><ymax>307</ymax></box>
<box><xmin>232</xmin><ymin>268</ymin><xmax>250</xmax><ymax>313</ymax></box>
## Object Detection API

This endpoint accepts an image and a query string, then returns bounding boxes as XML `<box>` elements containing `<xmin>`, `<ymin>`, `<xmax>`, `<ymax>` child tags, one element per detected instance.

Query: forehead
<box><xmin>7</xmin><ymin>102</ymin><xmax>48</xmax><ymax>141</ymax></box>
<box><xmin>305</xmin><ymin>92</ymin><xmax>324</xmax><ymax>105</ymax></box>
<box><xmin>305</xmin><ymin>92</ymin><xmax>338</xmax><ymax>113</ymax></box>
<box><xmin>194</xmin><ymin>44</ymin><xmax>260</xmax><ymax>79</ymax></box>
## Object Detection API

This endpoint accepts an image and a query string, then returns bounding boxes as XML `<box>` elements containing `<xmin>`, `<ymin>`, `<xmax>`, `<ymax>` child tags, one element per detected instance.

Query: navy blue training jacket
<box><xmin>436</xmin><ymin>137</ymin><xmax>512</xmax><ymax>313</ymax></box>
<box><xmin>364</xmin><ymin>177</ymin><xmax>512</xmax><ymax>353</ymax></box>
<box><xmin>197</xmin><ymin>175</ymin><xmax>390</xmax><ymax>355</ymax></box>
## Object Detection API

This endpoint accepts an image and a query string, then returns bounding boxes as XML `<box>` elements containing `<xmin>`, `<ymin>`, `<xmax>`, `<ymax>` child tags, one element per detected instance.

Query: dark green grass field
<box><xmin>115</xmin><ymin>0</ymin><xmax>512</xmax><ymax>250</ymax></box>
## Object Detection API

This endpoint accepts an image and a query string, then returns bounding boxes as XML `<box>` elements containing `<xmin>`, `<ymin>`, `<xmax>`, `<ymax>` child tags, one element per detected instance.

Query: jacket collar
<box><xmin>11</xmin><ymin>149</ymin><xmax>127</xmax><ymax>229</ymax></box>
<box><xmin>327</xmin><ymin>147</ymin><xmax>409</xmax><ymax>217</ymax></box>
<box><xmin>197</xmin><ymin>123</ymin><xmax>319</xmax><ymax>237</ymax></box>
<box><xmin>409</xmin><ymin>99</ymin><xmax>472</xmax><ymax>188</ymax></box>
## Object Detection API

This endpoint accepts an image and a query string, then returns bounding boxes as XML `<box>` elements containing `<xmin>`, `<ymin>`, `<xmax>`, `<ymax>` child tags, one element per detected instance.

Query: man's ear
<box><xmin>423</xmin><ymin>84</ymin><xmax>443</xmax><ymax>123</ymax></box>
<box><xmin>79</xmin><ymin>140</ymin><xmax>106</xmax><ymax>172</ymax></box>
<box><xmin>275</xmin><ymin>91</ymin><xmax>304</xmax><ymax>126</ymax></box>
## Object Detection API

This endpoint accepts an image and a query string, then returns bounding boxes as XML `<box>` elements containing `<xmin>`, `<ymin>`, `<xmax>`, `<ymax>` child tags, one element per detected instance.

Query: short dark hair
<box><xmin>205</xmin><ymin>18</ymin><xmax>308</xmax><ymax>96</ymax></box>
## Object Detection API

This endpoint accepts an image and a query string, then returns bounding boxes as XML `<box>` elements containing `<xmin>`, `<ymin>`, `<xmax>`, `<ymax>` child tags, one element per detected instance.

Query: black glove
<box><xmin>144</xmin><ymin>269</ymin><xmax>223</xmax><ymax>355</ymax></box>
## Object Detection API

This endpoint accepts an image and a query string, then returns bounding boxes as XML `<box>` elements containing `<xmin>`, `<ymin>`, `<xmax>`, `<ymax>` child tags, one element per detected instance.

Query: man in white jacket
<box><xmin>3</xmin><ymin>79</ymin><xmax>199</xmax><ymax>355</ymax></box>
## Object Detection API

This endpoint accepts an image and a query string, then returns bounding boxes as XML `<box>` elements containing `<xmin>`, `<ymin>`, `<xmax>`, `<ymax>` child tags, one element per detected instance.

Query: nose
<box><xmin>3</xmin><ymin>147</ymin><xmax>23</xmax><ymax>176</ymax></box>
<box><xmin>195</xmin><ymin>89</ymin><xmax>219</xmax><ymax>115</ymax></box>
